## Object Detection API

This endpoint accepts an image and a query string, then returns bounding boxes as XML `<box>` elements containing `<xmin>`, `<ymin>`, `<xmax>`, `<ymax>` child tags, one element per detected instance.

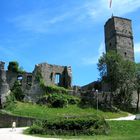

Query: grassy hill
<box><xmin>3</xmin><ymin>102</ymin><xmax>140</xmax><ymax>140</ymax></box>
<box><xmin>3</xmin><ymin>101</ymin><xmax>128</xmax><ymax>120</ymax></box>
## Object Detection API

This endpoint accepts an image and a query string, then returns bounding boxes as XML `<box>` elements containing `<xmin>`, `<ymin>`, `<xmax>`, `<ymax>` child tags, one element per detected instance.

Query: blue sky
<box><xmin>0</xmin><ymin>0</ymin><xmax>140</xmax><ymax>86</ymax></box>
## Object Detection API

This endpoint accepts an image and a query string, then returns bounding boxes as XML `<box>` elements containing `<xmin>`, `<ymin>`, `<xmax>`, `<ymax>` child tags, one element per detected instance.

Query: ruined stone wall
<box><xmin>6</xmin><ymin>71</ymin><xmax>18</xmax><ymax>89</ymax></box>
<box><xmin>0</xmin><ymin>114</ymin><xmax>34</xmax><ymax>128</ymax></box>
<box><xmin>0</xmin><ymin>61</ymin><xmax>72</xmax><ymax>104</ymax></box>
<box><xmin>24</xmin><ymin>63</ymin><xmax>72</xmax><ymax>101</ymax></box>
<box><xmin>33</xmin><ymin>63</ymin><xmax>72</xmax><ymax>88</ymax></box>
<box><xmin>0</xmin><ymin>62</ymin><xmax>10</xmax><ymax>108</ymax></box>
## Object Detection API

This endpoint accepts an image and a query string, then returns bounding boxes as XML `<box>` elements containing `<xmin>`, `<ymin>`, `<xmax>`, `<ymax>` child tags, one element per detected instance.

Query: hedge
<box><xmin>28</xmin><ymin>117</ymin><xmax>110</xmax><ymax>136</ymax></box>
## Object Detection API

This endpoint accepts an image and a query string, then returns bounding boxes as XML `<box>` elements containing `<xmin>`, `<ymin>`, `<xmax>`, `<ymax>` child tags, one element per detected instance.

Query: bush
<box><xmin>45</xmin><ymin>85</ymin><xmax>68</xmax><ymax>94</ymax></box>
<box><xmin>79</xmin><ymin>91</ymin><xmax>96</xmax><ymax>108</ymax></box>
<box><xmin>28</xmin><ymin>117</ymin><xmax>110</xmax><ymax>136</ymax></box>
<box><xmin>66</xmin><ymin>95</ymin><xmax>80</xmax><ymax>105</ymax></box>
<box><xmin>37</xmin><ymin>95</ymin><xmax>48</xmax><ymax>105</ymax></box>
<box><xmin>37</xmin><ymin>94</ymin><xmax>80</xmax><ymax>107</ymax></box>
<box><xmin>47</xmin><ymin>94</ymin><xmax>68</xmax><ymax>108</ymax></box>
<box><xmin>4</xmin><ymin>92</ymin><xmax>16</xmax><ymax>109</ymax></box>
<box><xmin>28</xmin><ymin>124</ymin><xmax>44</xmax><ymax>134</ymax></box>
<box><xmin>11</xmin><ymin>81</ymin><xmax>25</xmax><ymax>101</ymax></box>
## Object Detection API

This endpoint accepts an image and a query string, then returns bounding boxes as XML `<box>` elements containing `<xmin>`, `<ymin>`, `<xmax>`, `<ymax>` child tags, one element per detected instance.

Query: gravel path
<box><xmin>0</xmin><ymin>127</ymin><xmax>60</xmax><ymax>140</ymax></box>
<box><xmin>107</xmin><ymin>114</ymin><xmax>136</xmax><ymax>121</ymax></box>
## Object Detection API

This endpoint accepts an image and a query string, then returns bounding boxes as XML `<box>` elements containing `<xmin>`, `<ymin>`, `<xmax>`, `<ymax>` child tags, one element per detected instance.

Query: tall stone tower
<box><xmin>104</xmin><ymin>16</ymin><xmax>134</xmax><ymax>61</ymax></box>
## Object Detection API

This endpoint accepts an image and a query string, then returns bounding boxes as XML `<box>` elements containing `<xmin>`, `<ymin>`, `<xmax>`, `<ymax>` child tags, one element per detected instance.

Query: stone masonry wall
<box><xmin>0</xmin><ymin>61</ymin><xmax>72</xmax><ymax>103</ymax></box>
<box><xmin>0</xmin><ymin>114</ymin><xmax>35</xmax><ymax>128</ymax></box>
<box><xmin>104</xmin><ymin>16</ymin><xmax>134</xmax><ymax>62</ymax></box>
<box><xmin>0</xmin><ymin>62</ymin><xmax>10</xmax><ymax>108</ymax></box>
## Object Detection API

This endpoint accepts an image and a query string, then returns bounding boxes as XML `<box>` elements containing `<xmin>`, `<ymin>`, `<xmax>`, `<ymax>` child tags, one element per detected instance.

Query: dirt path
<box><xmin>107</xmin><ymin>114</ymin><xmax>136</xmax><ymax>120</ymax></box>
<box><xmin>0</xmin><ymin>127</ymin><xmax>60</xmax><ymax>140</ymax></box>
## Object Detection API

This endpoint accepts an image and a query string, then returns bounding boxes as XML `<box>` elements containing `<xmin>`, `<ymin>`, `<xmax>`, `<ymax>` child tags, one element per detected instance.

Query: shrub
<box><xmin>45</xmin><ymin>85</ymin><xmax>68</xmax><ymax>94</ymax></box>
<box><xmin>28</xmin><ymin>124</ymin><xmax>44</xmax><ymax>134</ymax></box>
<box><xmin>4</xmin><ymin>92</ymin><xmax>16</xmax><ymax>109</ymax></box>
<box><xmin>37</xmin><ymin>95</ymin><xmax>48</xmax><ymax>105</ymax></box>
<box><xmin>89</xmin><ymin>119</ymin><xmax>110</xmax><ymax>135</ymax></box>
<box><xmin>37</xmin><ymin>93</ymin><xmax>80</xmax><ymax>107</ymax></box>
<box><xmin>79</xmin><ymin>91</ymin><xmax>96</xmax><ymax>108</ymax></box>
<box><xmin>66</xmin><ymin>95</ymin><xmax>80</xmax><ymax>105</ymax></box>
<box><xmin>47</xmin><ymin>94</ymin><xmax>68</xmax><ymax>108</ymax></box>
<box><xmin>11</xmin><ymin>81</ymin><xmax>24</xmax><ymax>101</ymax></box>
<box><xmin>28</xmin><ymin>116</ymin><xmax>110</xmax><ymax>136</ymax></box>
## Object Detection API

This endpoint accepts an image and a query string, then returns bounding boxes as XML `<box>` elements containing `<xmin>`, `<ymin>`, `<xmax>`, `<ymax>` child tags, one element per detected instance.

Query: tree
<box><xmin>98</xmin><ymin>51</ymin><xmax>123</xmax><ymax>105</ymax></box>
<box><xmin>11</xmin><ymin>81</ymin><xmax>24</xmax><ymax>101</ymax></box>
<box><xmin>8</xmin><ymin>61</ymin><xmax>19</xmax><ymax>73</ymax></box>
<box><xmin>135</xmin><ymin>63</ymin><xmax>140</xmax><ymax>112</ymax></box>
<box><xmin>8</xmin><ymin>61</ymin><xmax>25</xmax><ymax>73</ymax></box>
<box><xmin>98</xmin><ymin>51</ymin><xmax>135</xmax><ymax>109</ymax></box>
<box><xmin>116</xmin><ymin>60</ymin><xmax>135</xmax><ymax>110</ymax></box>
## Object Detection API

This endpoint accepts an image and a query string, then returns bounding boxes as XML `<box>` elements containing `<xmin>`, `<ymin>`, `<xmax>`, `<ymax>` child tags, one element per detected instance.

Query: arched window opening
<box><xmin>17</xmin><ymin>75</ymin><xmax>23</xmax><ymax>85</ymax></box>
<box><xmin>55</xmin><ymin>73</ymin><xmax>61</xmax><ymax>85</ymax></box>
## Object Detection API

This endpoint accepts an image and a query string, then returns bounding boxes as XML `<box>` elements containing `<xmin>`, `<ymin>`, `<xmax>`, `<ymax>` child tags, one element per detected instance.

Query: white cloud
<box><xmin>111</xmin><ymin>0</ymin><xmax>140</xmax><ymax>15</ymax></box>
<box><xmin>9</xmin><ymin>6</ymin><xmax>88</xmax><ymax>33</ymax></box>
<box><xmin>82</xmin><ymin>41</ymin><xmax>105</xmax><ymax>65</ymax></box>
<box><xmin>86</xmin><ymin>0</ymin><xmax>140</xmax><ymax>21</ymax></box>
<box><xmin>9</xmin><ymin>0</ymin><xmax>140</xmax><ymax>33</ymax></box>
<box><xmin>10</xmin><ymin>11</ymin><xmax>62</xmax><ymax>33</ymax></box>
<box><xmin>9</xmin><ymin>9</ymin><xmax>74</xmax><ymax>33</ymax></box>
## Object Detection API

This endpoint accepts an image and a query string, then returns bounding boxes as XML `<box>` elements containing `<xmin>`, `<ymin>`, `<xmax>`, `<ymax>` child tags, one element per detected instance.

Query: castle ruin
<box><xmin>0</xmin><ymin>16</ymin><xmax>139</xmax><ymax>109</ymax></box>
<box><xmin>0</xmin><ymin>62</ymin><xmax>72</xmax><ymax>107</ymax></box>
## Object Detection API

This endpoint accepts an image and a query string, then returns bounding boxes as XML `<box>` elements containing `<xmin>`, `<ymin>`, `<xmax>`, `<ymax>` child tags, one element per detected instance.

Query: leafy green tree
<box><xmin>98</xmin><ymin>51</ymin><xmax>123</xmax><ymax>105</ymax></box>
<box><xmin>135</xmin><ymin>63</ymin><xmax>140</xmax><ymax>112</ymax></box>
<box><xmin>98</xmin><ymin>51</ymin><xmax>135</xmax><ymax>109</ymax></box>
<box><xmin>8</xmin><ymin>61</ymin><xmax>25</xmax><ymax>73</ymax></box>
<box><xmin>11</xmin><ymin>81</ymin><xmax>24</xmax><ymax>101</ymax></box>
<box><xmin>8</xmin><ymin>61</ymin><xmax>19</xmax><ymax>73</ymax></box>
<box><xmin>115</xmin><ymin>60</ymin><xmax>135</xmax><ymax>110</ymax></box>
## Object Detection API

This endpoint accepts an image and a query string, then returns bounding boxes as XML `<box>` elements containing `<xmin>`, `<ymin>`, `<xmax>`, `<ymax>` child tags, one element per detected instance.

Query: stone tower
<box><xmin>104</xmin><ymin>16</ymin><xmax>134</xmax><ymax>61</ymax></box>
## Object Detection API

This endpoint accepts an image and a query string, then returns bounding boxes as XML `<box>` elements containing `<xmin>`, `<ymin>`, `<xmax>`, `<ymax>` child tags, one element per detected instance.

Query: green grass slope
<box><xmin>4</xmin><ymin>102</ymin><xmax>128</xmax><ymax>120</ymax></box>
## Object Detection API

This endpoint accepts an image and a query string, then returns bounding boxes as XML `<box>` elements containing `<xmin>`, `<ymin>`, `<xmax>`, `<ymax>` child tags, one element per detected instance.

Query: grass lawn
<box><xmin>4</xmin><ymin>102</ymin><xmax>140</xmax><ymax>140</ymax></box>
<box><xmin>4</xmin><ymin>101</ymin><xmax>128</xmax><ymax>120</ymax></box>
<box><xmin>25</xmin><ymin>121</ymin><xmax>140</xmax><ymax>140</ymax></box>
